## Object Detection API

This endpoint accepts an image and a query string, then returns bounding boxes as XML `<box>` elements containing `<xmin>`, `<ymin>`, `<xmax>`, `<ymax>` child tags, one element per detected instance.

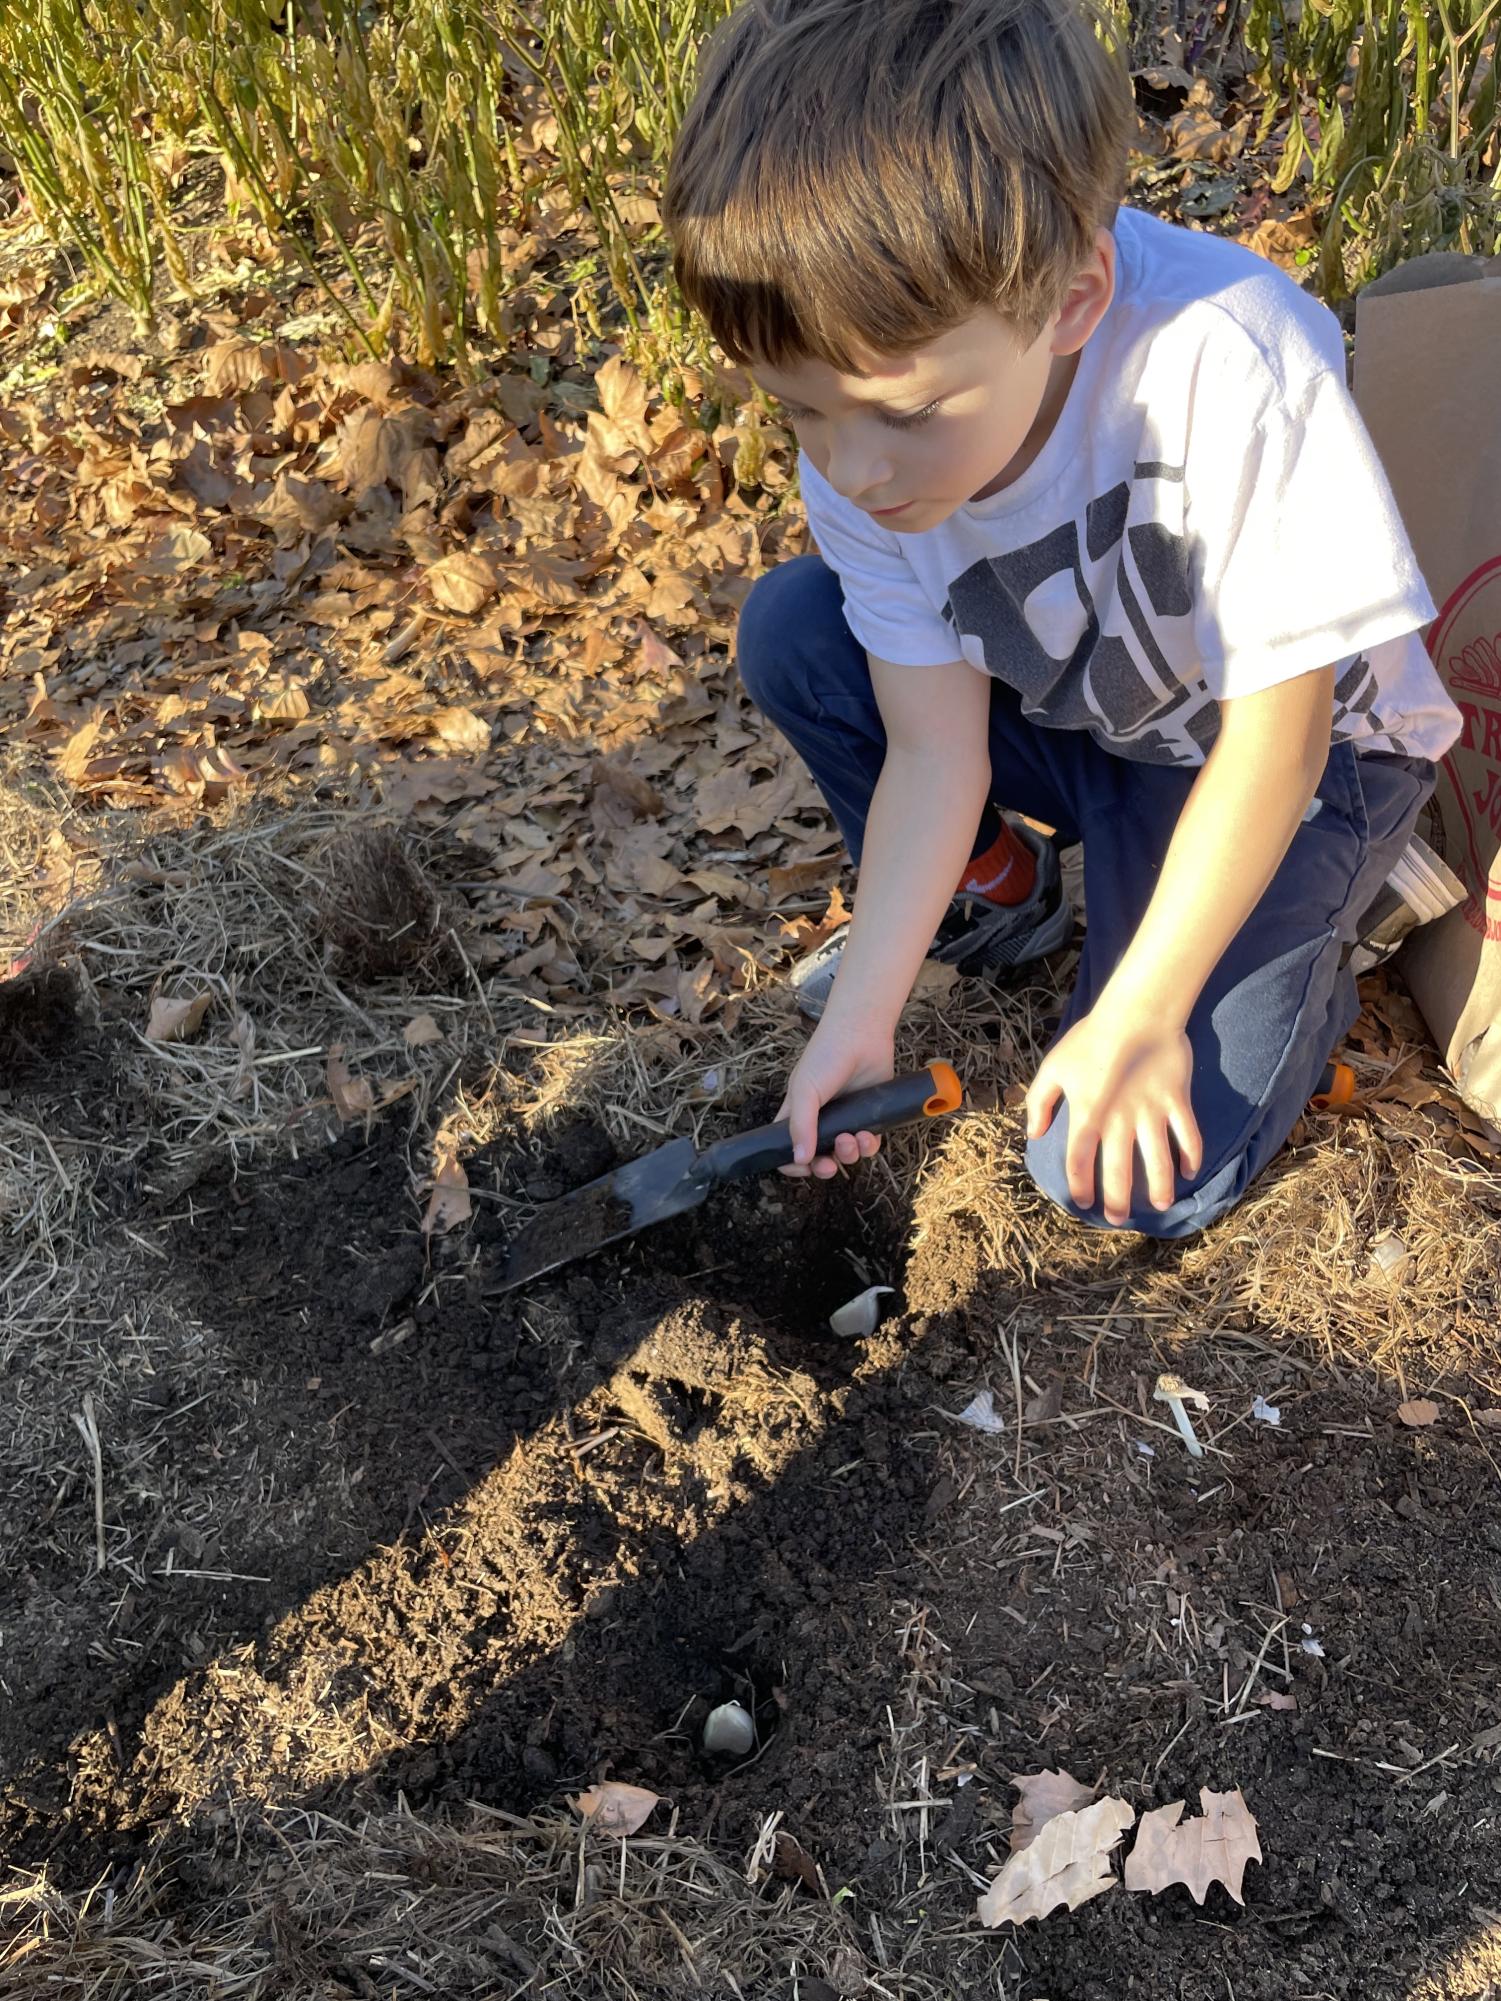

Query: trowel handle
<box><xmin>701</xmin><ymin>1063</ymin><xmax>964</xmax><ymax>1186</ymax></box>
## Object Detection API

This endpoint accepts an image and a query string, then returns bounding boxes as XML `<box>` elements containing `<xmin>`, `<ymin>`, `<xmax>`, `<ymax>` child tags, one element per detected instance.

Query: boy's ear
<box><xmin>1050</xmin><ymin>228</ymin><xmax>1117</xmax><ymax>357</ymax></box>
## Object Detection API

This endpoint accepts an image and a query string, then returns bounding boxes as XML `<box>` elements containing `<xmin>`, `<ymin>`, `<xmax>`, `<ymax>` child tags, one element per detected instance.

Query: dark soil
<box><xmin>0</xmin><ymin>964</ymin><xmax>79</xmax><ymax>1079</ymax></box>
<box><xmin>497</xmin><ymin>1168</ymin><xmax>636</xmax><ymax>1287</ymax></box>
<box><xmin>4</xmin><ymin>1096</ymin><xmax>1501</xmax><ymax>1999</ymax></box>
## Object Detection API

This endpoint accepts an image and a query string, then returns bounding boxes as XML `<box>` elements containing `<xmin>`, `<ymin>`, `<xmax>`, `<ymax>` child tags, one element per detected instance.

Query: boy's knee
<box><xmin>1023</xmin><ymin>1120</ymin><xmax>1244</xmax><ymax>1242</ymax></box>
<box><xmin>736</xmin><ymin>555</ymin><xmax>844</xmax><ymax>716</ymax></box>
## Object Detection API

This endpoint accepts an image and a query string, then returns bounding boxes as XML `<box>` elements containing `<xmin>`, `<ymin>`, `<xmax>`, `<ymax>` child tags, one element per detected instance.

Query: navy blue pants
<box><xmin>739</xmin><ymin>555</ymin><xmax>1434</xmax><ymax>1237</ymax></box>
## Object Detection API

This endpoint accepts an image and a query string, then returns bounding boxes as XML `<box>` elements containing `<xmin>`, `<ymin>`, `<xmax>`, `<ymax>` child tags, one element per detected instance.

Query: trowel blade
<box><xmin>489</xmin><ymin>1135</ymin><xmax>708</xmax><ymax>1294</ymax></box>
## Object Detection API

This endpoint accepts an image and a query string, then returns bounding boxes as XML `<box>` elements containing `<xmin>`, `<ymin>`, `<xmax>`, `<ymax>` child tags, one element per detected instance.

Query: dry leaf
<box><xmin>327</xmin><ymin>1044</ymin><xmax>376</xmax><ymax>1122</ymax></box>
<box><xmin>1010</xmin><ymin>1770</ymin><xmax>1096</xmax><ymax>1852</ymax></box>
<box><xmin>427</xmin><ymin>549</ymin><xmax>502</xmax><ymax>614</ymax></box>
<box><xmin>595</xmin><ymin>355</ymin><xmax>650</xmax><ymax>441</ymax></box>
<box><xmin>404</xmin><ymin>1012</ymin><xmax>445</xmax><ymax>1048</ymax></box>
<box><xmin>1165</xmin><ymin>82</ymin><xmax>1250</xmax><ymax>163</ymax></box>
<box><xmin>1396</xmin><ymin>1398</ymin><xmax>1441</xmax><ymax>1427</ymax></box>
<box><xmin>768</xmin><ymin>858</ymin><xmax>835</xmax><ymax>902</ymax></box>
<box><xmin>779</xmin><ymin>884</ymin><xmax>852</xmax><ymax>952</ymax></box>
<box><xmin>1257</xmin><ymin>1690</ymin><xmax>1299</xmax><ymax>1712</ymax></box>
<box><xmin>591</xmin><ymin>756</ymin><xmax>664</xmax><ymax>822</ymax></box>
<box><xmin>254</xmin><ymin>681</ymin><xmax>311</xmax><ymax>723</ymax></box>
<box><xmin>1244</xmin><ymin>212</ymin><xmax>1319</xmax><ymax>271</ymax></box>
<box><xmin>202</xmin><ymin>336</ymin><xmax>279</xmax><ymax>395</ymax></box>
<box><xmin>697</xmin><ymin>758</ymin><xmax>810</xmax><ymax>838</ymax></box>
<box><xmin>423</xmin><ymin>1146</ymin><xmax>472</xmax><ymax>1235</ymax></box>
<box><xmin>1124</xmin><ymin>1787</ymin><xmax>1262</xmax><ymax>1906</ymax></box>
<box><xmin>146</xmin><ymin>991</ymin><xmax>212</xmax><ymax>1043</ymax></box>
<box><xmin>138</xmin><ymin>523</ymin><xmax>214</xmax><ymax>574</ymax></box>
<box><xmin>57</xmin><ymin>716</ymin><xmax>103</xmax><ymax>785</ymax></box>
<box><xmin>572</xmin><ymin>1781</ymin><xmax>662</xmax><ymax>1836</ymax></box>
<box><xmin>978</xmin><ymin>1796</ymin><xmax>1135</xmax><ymax>1926</ymax></box>
<box><xmin>432</xmin><ymin>705</ymin><xmax>492</xmax><ymax>755</ymax></box>
<box><xmin>910</xmin><ymin>959</ymin><xmax>961</xmax><ymax>1001</ymax></box>
<box><xmin>772</xmin><ymin>1829</ymin><xmax>823</xmax><ymax>1895</ymax></box>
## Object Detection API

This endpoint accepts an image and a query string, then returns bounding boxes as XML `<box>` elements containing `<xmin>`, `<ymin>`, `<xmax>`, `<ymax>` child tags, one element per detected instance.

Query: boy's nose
<box><xmin>825</xmin><ymin>436</ymin><xmax>896</xmax><ymax>506</ymax></box>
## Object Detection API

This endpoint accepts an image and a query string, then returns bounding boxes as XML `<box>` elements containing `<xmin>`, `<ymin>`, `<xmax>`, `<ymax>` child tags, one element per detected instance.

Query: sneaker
<box><xmin>789</xmin><ymin>817</ymin><xmax>1074</xmax><ymax>1019</ymax></box>
<box><xmin>1348</xmin><ymin>833</ymin><xmax>1466</xmax><ymax>974</ymax></box>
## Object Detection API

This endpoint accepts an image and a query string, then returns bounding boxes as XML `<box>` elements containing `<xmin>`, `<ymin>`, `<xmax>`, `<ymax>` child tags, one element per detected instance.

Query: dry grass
<box><xmin>908</xmin><ymin>1099</ymin><xmax>1501</xmax><ymax>1375</ymax></box>
<box><xmin>491</xmin><ymin>957</ymin><xmax>1053</xmax><ymax>1206</ymax></box>
<box><xmin>1157</xmin><ymin>1116</ymin><xmax>1501</xmax><ymax>1367</ymax></box>
<box><xmin>36</xmin><ymin>804</ymin><xmax>494</xmax><ymax>1162</ymax></box>
<box><xmin>313</xmin><ymin>822</ymin><xmax>456</xmax><ymax>984</ymax></box>
<box><xmin>1</xmin><ymin>1801</ymin><xmax>903</xmax><ymax>2000</ymax></box>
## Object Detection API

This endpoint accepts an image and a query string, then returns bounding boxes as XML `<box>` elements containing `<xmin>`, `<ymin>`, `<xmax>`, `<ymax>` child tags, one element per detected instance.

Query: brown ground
<box><xmin>5</xmin><ymin>941</ymin><xmax>1501</xmax><ymax>1999</ymax></box>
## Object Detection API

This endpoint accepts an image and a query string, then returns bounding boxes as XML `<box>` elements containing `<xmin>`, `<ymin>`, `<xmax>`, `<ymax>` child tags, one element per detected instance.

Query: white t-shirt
<box><xmin>801</xmin><ymin>207</ymin><xmax>1461</xmax><ymax>768</ymax></box>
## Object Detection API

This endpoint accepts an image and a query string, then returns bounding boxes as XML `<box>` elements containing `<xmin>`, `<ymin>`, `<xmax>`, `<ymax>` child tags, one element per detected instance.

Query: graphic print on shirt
<box><xmin>941</xmin><ymin>463</ymin><xmax>1214</xmax><ymax>765</ymax></box>
<box><xmin>939</xmin><ymin>463</ymin><xmax>1395</xmax><ymax>766</ymax></box>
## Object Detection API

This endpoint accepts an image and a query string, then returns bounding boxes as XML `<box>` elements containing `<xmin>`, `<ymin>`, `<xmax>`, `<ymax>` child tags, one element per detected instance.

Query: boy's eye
<box><xmin>880</xmin><ymin>400</ymin><xmax>942</xmax><ymax>431</ymax></box>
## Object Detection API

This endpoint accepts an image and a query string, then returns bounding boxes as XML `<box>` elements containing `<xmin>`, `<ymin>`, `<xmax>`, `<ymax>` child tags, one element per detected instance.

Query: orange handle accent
<box><xmin>922</xmin><ymin>1061</ymin><xmax>964</xmax><ymax>1117</ymax></box>
<box><xmin>1311</xmin><ymin>1060</ymin><xmax>1356</xmax><ymax>1111</ymax></box>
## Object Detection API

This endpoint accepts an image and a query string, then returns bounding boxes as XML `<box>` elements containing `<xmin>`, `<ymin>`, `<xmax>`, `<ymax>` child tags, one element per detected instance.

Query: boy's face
<box><xmin>754</xmin><ymin>235</ymin><xmax>1115</xmax><ymax>533</ymax></box>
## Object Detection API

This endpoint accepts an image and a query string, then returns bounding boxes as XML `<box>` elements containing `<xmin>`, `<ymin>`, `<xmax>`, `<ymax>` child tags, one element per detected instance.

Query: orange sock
<box><xmin>957</xmin><ymin>820</ymin><xmax>1035</xmax><ymax>906</ymax></box>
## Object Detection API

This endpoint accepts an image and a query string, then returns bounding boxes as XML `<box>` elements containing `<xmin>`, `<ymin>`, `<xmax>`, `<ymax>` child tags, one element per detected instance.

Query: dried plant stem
<box><xmin>71</xmin><ymin>1392</ymin><xmax>105</xmax><ymax>1573</ymax></box>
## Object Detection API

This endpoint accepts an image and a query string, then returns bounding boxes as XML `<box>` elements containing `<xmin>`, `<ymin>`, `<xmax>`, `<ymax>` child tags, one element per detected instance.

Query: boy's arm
<box><xmin>1026</xmin><ymin>664</ymin><xmax>1338</xmax><ymax>1224</ymax></box>
<box><xmin>781</xmin><ymin>653</ymin><xmax>992</xmax><ymax>1175</ymax></box>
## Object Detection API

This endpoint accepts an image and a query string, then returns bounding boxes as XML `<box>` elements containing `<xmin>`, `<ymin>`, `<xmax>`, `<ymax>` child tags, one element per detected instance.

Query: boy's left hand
<box><xmin>1026</xmin><ymin>1008</ymin><xmax>1203</xmax><ymax>1226</ymax></box>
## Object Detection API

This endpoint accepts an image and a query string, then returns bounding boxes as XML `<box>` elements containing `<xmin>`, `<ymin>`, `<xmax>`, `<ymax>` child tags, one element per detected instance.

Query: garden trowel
<box><xmin>490</xmin><ymin>1062</ymin><xmax>964</xmax><ymax>1295</ymax></box>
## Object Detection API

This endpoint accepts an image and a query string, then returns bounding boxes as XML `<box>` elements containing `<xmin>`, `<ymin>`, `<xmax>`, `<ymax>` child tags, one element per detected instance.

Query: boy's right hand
<box><xmin>776</xmin><ymin>1014</ymin><xmax>896</xmax><ymax>1180</ymax></box>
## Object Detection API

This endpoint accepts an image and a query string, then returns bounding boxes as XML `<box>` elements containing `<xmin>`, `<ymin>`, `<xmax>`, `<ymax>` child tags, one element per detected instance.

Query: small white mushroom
<box><xmin>1153</xmin><ymin>1372</ymin><xmax>1208</xmax><ymax>1458</ymax></box>
<box><xmin>702</xmin><ymin>1700</ymin><xmax>756</xmax><ymax>1758</ymax></box>
<box><xmin>828</xmin><ymin>1285</ymin><xmax>894</xmax><ymax>1338</ymax></box>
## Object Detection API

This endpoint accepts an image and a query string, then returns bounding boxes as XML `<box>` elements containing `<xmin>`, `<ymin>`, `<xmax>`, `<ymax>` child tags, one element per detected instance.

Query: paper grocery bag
<box><xmin>1355</xmin><ymin>253</ymin><xmax>1501</xmax><ymax>1121</ymax></box>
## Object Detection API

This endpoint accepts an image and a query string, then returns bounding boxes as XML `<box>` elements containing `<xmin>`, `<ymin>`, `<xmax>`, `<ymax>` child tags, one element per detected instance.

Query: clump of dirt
<box><xmin>313</xmin><ymin>824</ymin><xmax>453</xmax><ymax>980</ymax></box>
<box><xmin>498</xmin><ymin>1172</ymin><xmax>634</xmax><ymax>1287</ymax></box>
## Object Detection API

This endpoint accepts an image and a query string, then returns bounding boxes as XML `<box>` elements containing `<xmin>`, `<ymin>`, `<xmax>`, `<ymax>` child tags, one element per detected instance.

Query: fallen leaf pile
<box><xmin>0</xmin><ymin>266</ymin><xmax>832</xmax><ymax>1043</ymax></box>
<box><xmin>977</xmin><ymin>1770</ymin><xmax>1263</xmax><ymax>1927</ymax></box>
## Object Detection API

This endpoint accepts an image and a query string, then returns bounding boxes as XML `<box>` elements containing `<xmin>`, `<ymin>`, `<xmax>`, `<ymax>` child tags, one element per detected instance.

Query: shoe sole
<box><xmin>947</xmin><ymin>891</ymin><xmax>1076</xmax><ymax>978</ymax></box>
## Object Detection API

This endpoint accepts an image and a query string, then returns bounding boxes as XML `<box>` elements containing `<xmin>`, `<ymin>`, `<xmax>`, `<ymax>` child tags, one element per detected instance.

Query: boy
<box><xmin>663</xmin><ymin>0</ymin><xmax>1460</xmax><ymax>1236</ymax></box>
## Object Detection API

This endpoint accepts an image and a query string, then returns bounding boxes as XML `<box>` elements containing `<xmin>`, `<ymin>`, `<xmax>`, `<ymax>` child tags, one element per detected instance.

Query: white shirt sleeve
<box><xmin>799</xmin><ymin>453</ymin><xmax>964</xmax><ymax>665</ymax></box>
<box><xmin>1185</xmin><ymin>323</ymin><xmax>1437</xmax><ymax>701</ymax></box>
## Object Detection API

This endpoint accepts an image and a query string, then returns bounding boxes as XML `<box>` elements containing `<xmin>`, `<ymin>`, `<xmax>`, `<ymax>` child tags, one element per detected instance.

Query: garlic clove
<box><xmin>828</xmin><ymin>1285</ymin><xmax>895</xmax><ymax>1338</ymax></box>
<box><xmin>1368</xmin><ymin>1230</ymin><xmax>1412</xmax><ymax>1287</ymax></box>
<box><xmin>702</xmin><ymin>1700</ymin><xmax>756</xmax><ymax>1758</ymax></box>
<box><xmin>955</xmin><ymin>1389</ymin><xmax>1005</xmax><ymax>1434</ymax></box>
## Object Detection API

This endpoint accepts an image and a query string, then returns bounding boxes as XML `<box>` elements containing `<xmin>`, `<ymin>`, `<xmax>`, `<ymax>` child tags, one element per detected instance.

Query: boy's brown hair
<box><xmin>664</xmin><ymin>0</ymin><xmax>1133</xmax><ymax>371</ymax></box>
